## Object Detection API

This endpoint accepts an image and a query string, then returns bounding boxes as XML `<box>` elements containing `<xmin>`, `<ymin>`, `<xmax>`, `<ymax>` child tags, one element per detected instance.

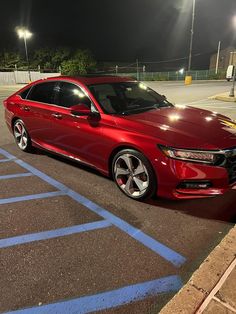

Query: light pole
<box><xmin>17</xmin><ymin>27</ymin><xmax>32</xmax><ymax>82</ymax></box>
<box><xmin>229</xmin><ymin>62</ymin><xmax>236</xmax><ymax>98</ymax></box>
<box><xmin>229</xmin><ymin>16</ymin><xmax>236</xmax><ymax>97</ymax></box>
<box><xmin>215</xmin><ymin>41</ymin><xmax>221</xmax><ymax>75</ymax></box>
<box><xmin>188</xmin><ymin>0</ymin><xmax>196</xmax><ymax>72</ymax></box>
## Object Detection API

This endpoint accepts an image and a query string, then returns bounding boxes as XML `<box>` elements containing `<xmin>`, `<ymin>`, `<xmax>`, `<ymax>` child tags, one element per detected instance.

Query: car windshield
<box><xmin>88</xmin><ymin>82</ymin><xmax>173</xmax><ymax>115</ymax></box>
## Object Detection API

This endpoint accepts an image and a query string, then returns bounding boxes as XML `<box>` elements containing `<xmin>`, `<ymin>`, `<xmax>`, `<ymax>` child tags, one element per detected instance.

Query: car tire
<box><xmin>13</xmin><ymin>119</ymin><xmax>33</xmax><ymax>152</ymax></box>
<box><xmin>112</xmin><ymin>149</ymin><xmax>157</xmax><ymax>200</ymax></box>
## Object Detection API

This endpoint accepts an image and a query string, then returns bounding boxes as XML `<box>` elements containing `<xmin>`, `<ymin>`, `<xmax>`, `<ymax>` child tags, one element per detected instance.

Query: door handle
<box><xmin>51</xmin><ymin>113</ymin><xmax>62</xmax><ymax>119</ymax></box>
<box><xmin>23</xmin><ymin>106</ymin><xmax>30</xmax><ymax>111</ymax></box>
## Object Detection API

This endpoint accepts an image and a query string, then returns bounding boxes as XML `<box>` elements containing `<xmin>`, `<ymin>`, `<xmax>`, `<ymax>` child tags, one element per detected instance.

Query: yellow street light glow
<box><xmin>175</xmin><ymin>104</ymin><xmax>186</xmax><ymax>109</ymax></box>
<box><xmin>73</xmin><ymin>89</ymin><xmax>85</xmax><ymax>98</ymax></box>
<box><xmin>17</xmin><ymin>28</ymin><xmax>32</xmax><ymax>39</ymax></box>
<box><xmin>139</xmin><ymin>83</ymin><xmax>147</xmax><ymax>90</ymax></box>
<box><xmin>169</xmin><ymin>114</ymin><xmax>181</xmax><ymax>122</ymax></box>
<box><xmin>160</xmin><ymin>124</ymin><xmax>170</xmax><ymax>131</ymax></box>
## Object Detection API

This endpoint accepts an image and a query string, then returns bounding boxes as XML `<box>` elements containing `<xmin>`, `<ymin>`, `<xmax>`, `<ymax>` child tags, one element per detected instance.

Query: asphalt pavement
<box><xmin>0</xmin><ymin>81</ymin><xmax>236</xmax><ymax>314</ymax></box>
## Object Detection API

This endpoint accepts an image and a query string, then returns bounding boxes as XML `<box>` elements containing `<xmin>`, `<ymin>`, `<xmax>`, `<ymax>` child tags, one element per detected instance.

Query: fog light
<box><xmin>177</xmin><ymin>181</ymin><xmax>212</xmax><ymax>189</ymax></box>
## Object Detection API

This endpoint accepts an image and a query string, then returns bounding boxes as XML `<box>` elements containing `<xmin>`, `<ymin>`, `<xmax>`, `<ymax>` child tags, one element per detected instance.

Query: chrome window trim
<box><xmin>18</xmin><ymin>85</ymin><xmax>34</xmax><ymax>100</ymax></box>
<box><xmin>20</xmin><ymin>79</ymin><xmax>99</xmax><ymax>112</ymax></box>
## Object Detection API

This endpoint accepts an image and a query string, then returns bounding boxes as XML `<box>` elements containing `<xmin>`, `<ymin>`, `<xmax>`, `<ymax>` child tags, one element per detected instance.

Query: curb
<box><xmin>208</xmin><ymin>93</ymin><xmax>236</xmax><ymax>102</ymax></box>
<box><xmin>159</xmin><ymin>226</ymin><xmax>236</xmax><ymax>314</ymax></box>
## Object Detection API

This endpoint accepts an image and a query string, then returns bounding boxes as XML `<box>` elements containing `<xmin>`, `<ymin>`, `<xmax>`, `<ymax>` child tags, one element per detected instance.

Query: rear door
<box><xmin>23</xmin><ymin>81</ymin><xmax>59</xmax><ymax>147</ymax></box>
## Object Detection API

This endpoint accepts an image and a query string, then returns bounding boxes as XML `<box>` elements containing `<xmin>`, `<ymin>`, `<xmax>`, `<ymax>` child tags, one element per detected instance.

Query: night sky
<box><xmin>0</xmin><ymin>0</ymin><xmax>236</xmax><ymax>69</ymax></box>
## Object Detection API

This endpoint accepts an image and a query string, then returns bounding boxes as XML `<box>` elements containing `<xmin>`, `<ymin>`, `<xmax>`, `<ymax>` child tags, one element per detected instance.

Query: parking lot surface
<box><xmin>0</xmin><ymin>81</ymin><xmax>236</xmax><ymax>313</ymax></box>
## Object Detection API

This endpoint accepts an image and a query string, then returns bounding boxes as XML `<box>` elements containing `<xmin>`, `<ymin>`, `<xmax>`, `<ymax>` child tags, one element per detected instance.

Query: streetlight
<box><xmin>16</xmin><ymin>27</ymin><xmax>32</xmax><ymax>82</ymax></box>
<box><xmin>188</xmin><ymin>0</ymin><xmax>196</xmax><ymax>72</ymax></box>
<box><xmin>229</xmin><ymin>16</ymin><xmax>236</xmax><ymax>97</ymax></box>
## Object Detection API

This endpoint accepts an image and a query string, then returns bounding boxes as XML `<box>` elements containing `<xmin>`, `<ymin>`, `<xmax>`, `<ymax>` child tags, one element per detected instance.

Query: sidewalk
<box><xmin>159</xmin><ymin>226</ymin><xmax>236</xmax><ymax>314</ymax></box>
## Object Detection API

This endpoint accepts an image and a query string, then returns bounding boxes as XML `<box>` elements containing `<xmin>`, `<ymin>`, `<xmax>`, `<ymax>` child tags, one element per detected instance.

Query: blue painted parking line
<box><xmin>0</xmin><ymin>172</ymin><xmax>33</xmax><ymax>180</ymax></box>
<box><xmin>0</xmin><ymin>148</ymin><xmax>186</xmax><ymax>267</ymax></box>
<box><xmin>67</xmin><ymin>191</ymin><xmax>186</xmax><ymax>267</ymax></box>
<box><xmin>0</xmin><ymin>149</ymin><xmax>17</xmax><ymax>160</ymax></box>
<box><xmin>6</xmin><ymin>275</ymin><xmax>182</xmax><ymax>314</ymax></box>
<box><xmin>0</xmin><ymin>158</ymin><xmax>16</xmax><ymax>163</ymax></box>
<box><xmin>0</xmin><ymin>148</ymin><xmax>187</xmax><ymax>313</ymax></box>
<box><xmin>0</xmin><ymin>220</ymin><xmax>111</xmax><ymax>249</ymax></box>
<box><xmin>0</xmin><ymin>191</ymin><xmax>65</xmax><ymax>205</ymax></box>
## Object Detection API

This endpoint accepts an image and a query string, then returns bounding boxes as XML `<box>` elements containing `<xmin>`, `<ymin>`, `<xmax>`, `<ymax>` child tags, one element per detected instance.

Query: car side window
<box><xmin>27</xmin><ymin>82</ymin><xmax>57</xmax><ymax>104</ymax></box>
<box><xmin>57</xmin><ymin>82</ymin><xmax>91</xmax><ymax>109</ymax></box>
<box><xmin>19</xmin><ymin>87</ymin><xmax>31</xmax><ymax>99</ymax></box>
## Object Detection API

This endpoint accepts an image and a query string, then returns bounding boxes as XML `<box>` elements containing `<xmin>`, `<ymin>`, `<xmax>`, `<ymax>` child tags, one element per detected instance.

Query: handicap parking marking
<box><xmin>0</xmin><ymin>147</ymin><xmax>186</xmax><ymax>267</ymax></box>
<box><xmin>0</xmin><ymin>158</ymin><xmax>16</xmax><ymax>163</ymax></box>
<box><xmin>0</xmin><ymin>147</ymin><xmax>187</xmax><ymax>312</ymax></box>
<box><xmin>5</xmin><ymin>275</ymin><xmax>182</xmax><ymax>314</ymax></box>
<box><xmin>0</xmin><ymin>220</ymin><xmax>111</xmax><ymax>249</ymax></box>
<box><xmin>66</xmin><ymin>190</ymin><xmax>186</xmax><ymax>267</ymax></box>
<box><xmin>0</xmin><ymin>191</ymin><xmax>65</xmax><ymax>205</ymax></box>
<box><xmin>0</xmin><ymin>172</ymin><xmax>33</xmax><ymax>180</ymax></box>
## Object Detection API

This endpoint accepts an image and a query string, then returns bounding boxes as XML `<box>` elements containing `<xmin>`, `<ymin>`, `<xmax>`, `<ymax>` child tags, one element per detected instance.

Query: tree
<box><xmin>51</xmin><ymin>47</ymin><xmax>71</xmax><ymax>68</ymax></box>
<box><xmin>0</xmin><ymin>51</ymin><xmax>23</xmax><ymax>69</ymax></box>
<box><xmin>32</xmin><ymin>48</ymin><xmax>54</xmax><ymax>70</ymax></box>
<box><xmin>61</xmin><ymin>49</ymin><xmax>96</xmax><ymax>75</ymax></box>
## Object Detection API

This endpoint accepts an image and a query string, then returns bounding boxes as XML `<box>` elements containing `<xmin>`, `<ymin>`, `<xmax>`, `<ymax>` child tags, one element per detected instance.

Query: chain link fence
<box><xmin>104</xmin><ymin>69</ymin><xmax>226</xmax><ymax>81</ymax></box>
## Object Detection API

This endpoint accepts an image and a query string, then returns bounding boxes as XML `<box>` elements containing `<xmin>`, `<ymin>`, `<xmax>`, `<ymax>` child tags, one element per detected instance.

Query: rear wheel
<box><xmin>112</xmin><ymin>149</ymin><xmax>156</xmax><ymax>200</ymax></box>
<box><xmin>13</xmin><ymin>119</ymin><xmax>33</xmax><ymax>152</ymax></box>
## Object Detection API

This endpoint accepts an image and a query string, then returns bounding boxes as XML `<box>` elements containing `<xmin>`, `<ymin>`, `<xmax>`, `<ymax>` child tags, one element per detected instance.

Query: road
<box><xmin>0</xmin><ymin>81</ymin><xmax>236</xmax><ymax>314</ymax></box>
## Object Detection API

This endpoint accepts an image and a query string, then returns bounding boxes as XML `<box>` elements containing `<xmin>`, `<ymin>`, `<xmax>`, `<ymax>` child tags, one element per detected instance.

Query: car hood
<box><xmin>114</xmin><ymin>106</ymin><xmax>236</xmax><ymax>150</ymax></box>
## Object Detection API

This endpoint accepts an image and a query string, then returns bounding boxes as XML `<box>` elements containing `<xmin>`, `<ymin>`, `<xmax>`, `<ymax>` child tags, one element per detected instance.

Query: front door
<box><xmin>48</xmin><ymin>81</ymin><xmax>104</xmax><ymax>168</ymax></box>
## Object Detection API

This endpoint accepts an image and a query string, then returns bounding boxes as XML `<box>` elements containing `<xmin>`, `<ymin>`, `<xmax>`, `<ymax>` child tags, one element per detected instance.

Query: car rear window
<box><xmin>27</xmin><ymin>82</ymin><xmax>57</xmax><ymax>104</ymax></box>
<box><xmin>19</xmin><ymin>87</ymin><xmax>31</xmax><ymax>99</ymax></box>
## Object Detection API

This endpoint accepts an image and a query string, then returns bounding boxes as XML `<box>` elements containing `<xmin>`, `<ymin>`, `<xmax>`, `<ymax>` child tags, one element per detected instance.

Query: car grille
<box><xmin>225</xmin><ymin>155</ymin><xmax>236</xmax><ymax>184</ymax></box>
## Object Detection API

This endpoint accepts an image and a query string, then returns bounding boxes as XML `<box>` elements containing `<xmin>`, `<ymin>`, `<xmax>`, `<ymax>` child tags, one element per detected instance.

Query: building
<box><xmin>209</xmin><ymin>46</ymin><xmax>236</xmax><ymax>71</ymax></box>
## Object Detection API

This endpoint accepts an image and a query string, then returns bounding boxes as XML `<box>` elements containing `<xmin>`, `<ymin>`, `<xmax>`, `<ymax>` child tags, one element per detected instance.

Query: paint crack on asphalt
<box><xmin>190</xmin><ymin>282</ymin><xmax>208</xmax><ymax>295</ymax></box>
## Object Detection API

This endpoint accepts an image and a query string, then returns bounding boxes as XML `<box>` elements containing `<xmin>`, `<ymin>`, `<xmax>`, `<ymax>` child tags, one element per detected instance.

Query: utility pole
<box><xmin>188</xmin><ymin>0</ymin><xmax>196</xmax><ymax>72</ymax></box>
<box><xmin>229</xmin><ymin>65</ymin><xmax>236</xmax><ymax>97</ymax></box>
<box><xmin>215</xmin><ymin>41</ymin><xmax>221</xmax><ymax>75</ymax></box>
<box><xmin>136</xmin><ymin>59</ymin><xmax>139</xmax><ymax>81</ymax></box>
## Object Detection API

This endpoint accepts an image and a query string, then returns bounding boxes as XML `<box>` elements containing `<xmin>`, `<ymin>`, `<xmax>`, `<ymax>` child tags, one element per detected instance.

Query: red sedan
<box><xmin>4</xmin><ymin>76</ymin><xmax>236</xmax><ymax>200</ymax></box>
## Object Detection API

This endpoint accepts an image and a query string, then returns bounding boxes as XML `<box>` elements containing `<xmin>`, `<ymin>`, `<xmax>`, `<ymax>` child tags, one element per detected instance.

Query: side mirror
<box><xmin>70</xmin><ymin>104</ymin><xmax>91</xmax><ymax>116</ymax></box>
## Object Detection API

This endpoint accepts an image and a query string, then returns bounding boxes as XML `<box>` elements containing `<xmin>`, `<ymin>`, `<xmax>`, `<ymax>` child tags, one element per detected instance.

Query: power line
<box><xmin>141</xmin><ymin>51</ymin><xmax>213</xmax><ymax>64</ymax></box>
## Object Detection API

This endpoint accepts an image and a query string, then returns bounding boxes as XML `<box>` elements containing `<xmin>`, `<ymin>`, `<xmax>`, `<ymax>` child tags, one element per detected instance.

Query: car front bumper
<box><xmin>153</xmin><ymin>156</ymin><xmax>235</xmax><ymax>200</ymax></box>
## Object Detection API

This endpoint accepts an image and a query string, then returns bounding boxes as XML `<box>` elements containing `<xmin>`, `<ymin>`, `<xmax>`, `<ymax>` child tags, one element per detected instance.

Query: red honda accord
<box><xmin>4</xmin><ymin>76</ymin><xmax>236</xmax><ymax>200</ymax></box>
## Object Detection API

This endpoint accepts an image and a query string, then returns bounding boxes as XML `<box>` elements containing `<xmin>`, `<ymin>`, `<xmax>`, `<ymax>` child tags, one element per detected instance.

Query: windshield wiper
<box><xmin>121</xmin><ymin>106</ymin><xmax>157</xmax><ymax>115</ymax></box>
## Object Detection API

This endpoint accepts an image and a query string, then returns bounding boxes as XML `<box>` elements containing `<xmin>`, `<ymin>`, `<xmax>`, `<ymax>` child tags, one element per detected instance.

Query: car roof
<box><xmin>41</xmin><ymin>75</ymin><xmax>134</xmax><ymax>86</ymax></box>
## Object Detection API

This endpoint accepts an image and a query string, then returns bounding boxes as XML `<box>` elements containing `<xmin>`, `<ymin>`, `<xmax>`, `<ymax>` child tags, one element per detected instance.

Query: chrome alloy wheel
<box><xmin>114</xmin><ymin>153</ymin><xmax>149</xmax><ymax>198</ymax></box>
<box><xmin>14</xmin><ymin>121</ymin><xmax>29</xmax><ymax>150</ymax></box>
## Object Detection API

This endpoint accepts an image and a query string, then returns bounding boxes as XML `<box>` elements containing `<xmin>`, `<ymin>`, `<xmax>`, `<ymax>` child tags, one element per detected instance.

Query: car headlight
<box><xmin>158</xmin><ymin>145</ymin><xmax>218</xmax><ymax>164</ymax></box>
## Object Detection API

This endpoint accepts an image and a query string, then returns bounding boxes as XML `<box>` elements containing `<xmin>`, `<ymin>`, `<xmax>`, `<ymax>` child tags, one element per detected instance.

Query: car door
<box><xmin>48</xmin><ymin>81</ymin><xmax>104</xmax><ymax>167</ymax></box>
<box><xmin>22</xmin><ymin>81</ymin><xmax>59</xmax><ymax>147</ymax></box>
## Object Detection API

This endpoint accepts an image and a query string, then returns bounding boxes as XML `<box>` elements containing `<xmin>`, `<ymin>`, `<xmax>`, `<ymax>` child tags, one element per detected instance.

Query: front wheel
<box><xmin>13</xmin><ymin>119</ymin><xmax>33</xmax><ymax>152</ymax></box>
<box><xmin>112</xmin><ymin>149</ymin><xmax>157</xmax><ymax>200</ymax></box>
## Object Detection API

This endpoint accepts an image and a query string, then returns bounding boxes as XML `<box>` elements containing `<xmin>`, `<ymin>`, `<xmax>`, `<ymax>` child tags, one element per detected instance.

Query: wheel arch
<box><xmin>108</xmin><ymin>145</ymin><xmax>142</xmax><ymax>177</ymax></box>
